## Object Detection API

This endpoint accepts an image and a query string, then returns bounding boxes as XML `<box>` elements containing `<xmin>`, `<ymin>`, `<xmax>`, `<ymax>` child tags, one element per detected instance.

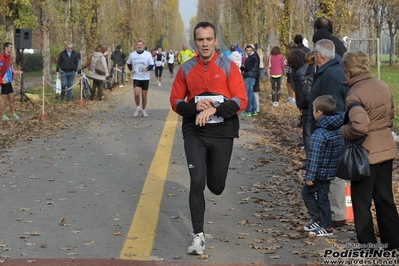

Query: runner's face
<box><xmin>136</xmin><ymin>42</ymin><xmax>144</xmax><ymax>52</ymax></box>
<box><xmin>5</xmin><ymin>45</ymin><xmax>13</xmax><ymax>55</ymax></box>
<box><xmin>194</xmin><ymin>27</ymin><xmax>218</xmax><ymax>62</ymax></box>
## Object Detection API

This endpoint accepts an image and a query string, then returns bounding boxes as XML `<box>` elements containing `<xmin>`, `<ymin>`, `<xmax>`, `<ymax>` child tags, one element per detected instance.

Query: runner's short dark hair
<box><xmin>3</xmin><ymin>42</ymin><xmax>12</xmax><ymax>50</ymax></box>
<box><xmin>193</xmin><ymin>22</ymin><xmax>216</xmax><ymax>39</ymax></box>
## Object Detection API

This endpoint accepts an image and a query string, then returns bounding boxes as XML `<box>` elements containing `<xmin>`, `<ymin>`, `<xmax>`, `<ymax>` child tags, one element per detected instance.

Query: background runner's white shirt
<box><xmin>167</xmin><ymin>53</ymin><xmax>175</xmax><ymax>64</ymax></box>
<box><xmin>126</xmin><ymin>50</ymin><xmax>154</xmax><ymax>80</ymax></box>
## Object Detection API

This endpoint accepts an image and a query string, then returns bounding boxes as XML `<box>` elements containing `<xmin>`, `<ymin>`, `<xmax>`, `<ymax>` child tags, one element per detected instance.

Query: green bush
<box><xmin>21</xmin><ymin>53</ymin><xmax>43</xmax><ymax>72</ymax></box>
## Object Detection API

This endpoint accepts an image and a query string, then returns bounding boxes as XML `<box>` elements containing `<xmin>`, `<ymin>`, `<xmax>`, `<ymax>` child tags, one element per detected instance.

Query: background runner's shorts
<box><xmin>133</xmin><ymin>80</ymin><xmax>149</xmax><ymax>90</ymax></box>
<box><xmin>1</xmin><ymin>83</ymin><xmax>14</xmax><ymax>95</ymax></box>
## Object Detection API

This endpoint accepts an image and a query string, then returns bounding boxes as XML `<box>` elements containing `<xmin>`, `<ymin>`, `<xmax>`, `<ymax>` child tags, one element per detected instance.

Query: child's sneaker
<box><xmin>1</xmin><ymin>115</ymin><xmax>10</xmax><ymax>121</ymax></box>
<box><xmin>187</xmin><ymin>232</ymin><xmax>205</xmax><ymax>255</ymax></box>
<box><xmin>309</xmin><ymin>227</ymin><xmax>333</xmax><ymax>236</ymax></box>
<box><xmin>12</xmin><ymin>114</ymin><xmax>20</xmax><ymax>120</ymax></box>
<box><xmin>303</xmin><ymin>220</ymin><xmax>321</xmax><ymax>231</ymax></box>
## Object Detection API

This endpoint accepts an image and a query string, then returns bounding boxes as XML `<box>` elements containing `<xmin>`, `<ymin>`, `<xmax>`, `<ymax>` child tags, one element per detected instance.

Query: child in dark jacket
<box><xmin>301</xmin><ymin>95</ymin><xmax>344</xmax><ymax>236</ymax></box>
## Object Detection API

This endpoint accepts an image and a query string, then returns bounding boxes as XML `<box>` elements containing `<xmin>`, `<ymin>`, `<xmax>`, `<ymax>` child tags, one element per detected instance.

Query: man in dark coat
<box><xmin>294</xmin><ymin>34</ymin><xmax>311</xmax><ymax>54</ymax></box>
<box><xmin>310</xmin><ymin>38</ymin><xmax>349</xmax><ymax>228</ymax></box>
<box><xmin>314</xmin><ymin>17</ymin><xmax>347</xmax><ymax>57</ymax></box>
<box><xmin>111</xmin><ymin>44</ymin><xmax>127</xmax><ymax>87</ymax></box>
<box><xmin>56</xmin><ymin>42</ymin><xmax>79</xmax><ymax>101</ymax></box>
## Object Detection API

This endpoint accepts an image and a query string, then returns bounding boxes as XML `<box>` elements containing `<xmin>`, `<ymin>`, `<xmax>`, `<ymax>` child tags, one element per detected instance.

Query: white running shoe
<box><xmin>158</xmin><ymin>82</ymin><xmax>161</xmax><ymax>87</ymax></box>
<box><xmin>133</xmin><ymin>108</ymin><xmax>142</xmax><ymax>118</ymax></box>
<box><xmin>142</xmin><ymin>110</ymin><xmax>148</xmax><ymax>117</ymax></box>
<box><xmin>187</xmin><ymin>232</ymin><xmax>205</xmax><ymax>255</ymax></box>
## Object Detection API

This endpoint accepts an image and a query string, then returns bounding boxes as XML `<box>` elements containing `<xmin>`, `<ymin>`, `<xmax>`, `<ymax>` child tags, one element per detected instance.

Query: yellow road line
<box><xmin>120</xmin><ymin>110</ymin><xmax>179</xmax><ymax>260</ymax></box>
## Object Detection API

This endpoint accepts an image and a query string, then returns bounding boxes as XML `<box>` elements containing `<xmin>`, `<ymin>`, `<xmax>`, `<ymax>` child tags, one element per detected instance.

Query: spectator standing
<box><xmin>294</xmin><ymin>34</ymin><xmax>311</xmax><ymax>54</ymax></box>
<box><xmin>341</xmin><ymin>51</ymin><xmax>399</xmax><ymax>250</ymax></box>
<box><xmin>126</xmin><ymin>40</ymin><xmax>154</xmax><ymax>118</ymax></box>
<box><xmin>302</xmin><ymin>95</ymin><xmax>344</xmax><ymax>236</ymax></box>
<box><xmin>111</xmin><ymin>44</ymin><xmax>126</xmax><ymax>87</ymax></box>
<box><xmin>0</xmin><ymin>42</ymin><xmax>20</xmax><ymax>120</ymax></box>
<box><xmin>257</xmin><ymin>48</ymin><xmax>265</xmax><ymax>80</ymax></box>
<box><xmin>314</xmin><ymin>16</ymin><xmax>347</xmax><ymax>57</ymax></box>
<box><xmin>169</xmin><ymin>21</ymin><xmax>247</xmax><ymax>255</ymax></box>
<box><xmin>81</xmin><ymin>45</ymin><xmax>109</xmax><ymax>101</ymax></box>
<box><xmin>227</xmin><ymin>45</ymin><xmax>242</xmax><ymax>69</ymax></box>
<box><xmin>240</xmin><ymin>45</ymin><xmax>259</xmax><ymax>116</ymax></box>
<box><xmin>310</xmin><ymin>39</ymin><xmax>349</xmax><ymax>228</ymax></box>
<box><xmin>251</xmin><ymin>44</ymin><xmax>261</xmax><ymax>113</ymax></box>
<box><xmin>154</xmin><ymin>48</ymin><xmax>166</xmax><ymax>86</ymax></box>
<box><xmin>267</xmin><ymin>46</ymin><xmax>285</xmax><ymax>107</ymax></box>
<box><xmin>102</xmin><ymin>46</ymin><xmax>112</xmax><ymax>91</ymax></box>
<box><xmin>56</xmin><ymin>41</ymin><xmax>79</xmax><ymax>101</ymax></box>
<box><xmin>286</xmin><ymin>49</ymin><xmax>312</xmax><ymax>154</ymax></box>
<box><xmin>166</xmin><ymin>48</ymin><xmax>175</xmax><ymax>78</ymax></box>
<box><xmin>285</xmin><ymin>42</ymin><xmax>296</xmax><ymax>105</ymax></box>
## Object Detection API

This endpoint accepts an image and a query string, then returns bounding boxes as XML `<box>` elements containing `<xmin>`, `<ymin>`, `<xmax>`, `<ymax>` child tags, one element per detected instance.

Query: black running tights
<box><xmin>184</xmin><ymin>134</ymin><xmax>233</xmax><ymax>234</ymax></box>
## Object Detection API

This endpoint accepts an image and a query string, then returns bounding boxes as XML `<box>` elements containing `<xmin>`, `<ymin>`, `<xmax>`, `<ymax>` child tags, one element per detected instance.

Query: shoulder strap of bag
<box><xmin>344</xmin><ymin>101</ymin><xmax>368</xmax><ymax>146</ymax></box>
<box><xmin>344</xmin><ymin>101</ymin><xmax>364</xmax><ymax>124</ymax></box>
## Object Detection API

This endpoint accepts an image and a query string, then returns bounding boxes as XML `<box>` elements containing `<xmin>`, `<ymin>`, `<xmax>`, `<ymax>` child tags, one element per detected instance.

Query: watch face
<box><xmin>213</xmin><ymin>101</ymin><xmax>220</xmax><ymax>108</ymax></box>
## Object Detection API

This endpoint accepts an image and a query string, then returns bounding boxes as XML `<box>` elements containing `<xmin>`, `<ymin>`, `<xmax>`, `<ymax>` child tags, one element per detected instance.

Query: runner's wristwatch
<box><xmin>212</xmin><ymin>101</ymin><xmax>220</xmax><ymax>108</ymax></box>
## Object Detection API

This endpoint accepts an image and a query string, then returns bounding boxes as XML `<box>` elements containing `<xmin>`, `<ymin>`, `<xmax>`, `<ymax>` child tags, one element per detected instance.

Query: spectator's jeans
<box><xmin>244</xmin><ymin>77</ymin><xmax>256</xmax><ymax>113</ymax></box>
<box><xmin>61</xmin><ymin>70</ymin><xmax>76</xmax><ymax>101</ymax></box>
<box><xmin>301</xmin><ymin>179</ymin><xmax>332</xmax><ymax>228</ymax></box>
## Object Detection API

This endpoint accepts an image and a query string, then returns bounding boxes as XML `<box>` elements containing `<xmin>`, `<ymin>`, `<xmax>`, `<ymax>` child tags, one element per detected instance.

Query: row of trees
<box><xmin>1</xmin><ymin>0</ymin><xmax>399</xmax><ymax>82</ymax></box>
<box><xmin>0</xmin><ymin>0</ymin><xmax>186</xmax><ymax>80</ymax></box>
<box><xmin>194</xmin><ymin>0</ymin><xmax>399</xmax><ymax>65</ymax></box>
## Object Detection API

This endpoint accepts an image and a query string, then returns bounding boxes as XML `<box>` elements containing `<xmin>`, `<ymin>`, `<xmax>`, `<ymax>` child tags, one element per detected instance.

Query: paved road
<box><xmin>0</xmin><ymin>72</ymin><xmax>358</xmax><ymax>265</ymax></box>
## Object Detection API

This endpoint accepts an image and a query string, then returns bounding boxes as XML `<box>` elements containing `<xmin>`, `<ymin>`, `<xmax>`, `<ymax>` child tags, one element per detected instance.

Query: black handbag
<box><xmin>336</xmin><ymin>102</ymin><xmax>370</xmax><ymax>181</ymax></box>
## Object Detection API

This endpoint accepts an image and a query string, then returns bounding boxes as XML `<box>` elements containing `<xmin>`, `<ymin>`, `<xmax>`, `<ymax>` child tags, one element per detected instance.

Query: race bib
<box><xmin>195</xmin><ymin>95</ymin><xmax>224</xmax><ymax>124</ymax></box>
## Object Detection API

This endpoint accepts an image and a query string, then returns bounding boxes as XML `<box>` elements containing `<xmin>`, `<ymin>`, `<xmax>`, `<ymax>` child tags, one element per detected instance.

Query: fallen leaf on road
<box><xmin>83</xmin><ymin>241</ymin><xmax>95</xmax><ymax>246</ymax></box>
<box><xmin>25</xmin><ymin>231</ymin><xmax>41</xmax><ymax>236</ymax></box>
<box><xmin>198</xmin><ymin>254</ymin><xmax>210</xmax><ymax>259</ymax></box>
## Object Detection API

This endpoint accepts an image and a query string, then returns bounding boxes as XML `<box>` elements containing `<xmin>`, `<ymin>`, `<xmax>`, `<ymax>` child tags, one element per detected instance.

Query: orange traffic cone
<box><xmin>345</xmin><ymin>184</ymin><xmax>354</xmax><ymax>223</ymax></box>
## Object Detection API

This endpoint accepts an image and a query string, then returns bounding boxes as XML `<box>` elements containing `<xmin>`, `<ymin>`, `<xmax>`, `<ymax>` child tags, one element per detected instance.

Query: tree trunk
<box><xmin>40</xmin><ymin>0</ymin><xmax>52</xmax><ymax>80</ymax></box>
<box><xmin>64</xmin><ymin>0</ymin><xmax>73</xmax><ymax>42</ymax></box>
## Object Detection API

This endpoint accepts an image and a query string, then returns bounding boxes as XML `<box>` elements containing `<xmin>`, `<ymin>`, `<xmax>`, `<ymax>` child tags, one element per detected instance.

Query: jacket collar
<box><xmin>342</xmin><ymin>72</ymin><xmax>373</xmax><ymax>88</ymax></box>
<box><xmin>196</xmin><ymin>51</ymin><xmax>218</xmax><ymax>65</ymax></box>
<box><xmin>317</xmin><ymin>58</ymin><xmax>340</xmax><ymax>74</ymax></box>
